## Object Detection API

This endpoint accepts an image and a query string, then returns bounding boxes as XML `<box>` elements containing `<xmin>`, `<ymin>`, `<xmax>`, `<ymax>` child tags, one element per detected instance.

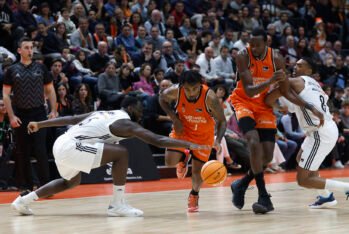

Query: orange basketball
<box><xmin>201</xmin><ymin>160</ymin><xmax>227</xmax><ymax>186</ymax></box>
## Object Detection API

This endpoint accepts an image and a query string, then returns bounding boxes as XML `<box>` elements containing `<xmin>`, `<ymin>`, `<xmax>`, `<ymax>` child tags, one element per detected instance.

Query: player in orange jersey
<box><xmin>229</xmin><ymin>28</ymin><xmax>321</xmax><ymax>214</ymax></box>
<box><xmin>159</xmin><ymin>70</ymin><xmax>226</xmax><ymax>212</ymax></box>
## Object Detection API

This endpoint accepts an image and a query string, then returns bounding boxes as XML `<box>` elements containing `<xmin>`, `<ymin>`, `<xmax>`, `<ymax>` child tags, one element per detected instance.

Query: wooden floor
<box><xmin>2</xmin><ymin>169</ymin><xmax>349</xmax><ymax>233</ymax></box>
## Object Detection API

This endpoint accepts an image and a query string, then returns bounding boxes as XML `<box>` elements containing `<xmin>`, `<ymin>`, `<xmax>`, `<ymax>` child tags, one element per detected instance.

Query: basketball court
<box><xmin>1</xmin><ymin>169</ymin><xmax>349</xmax><ymax>233</ymax></box>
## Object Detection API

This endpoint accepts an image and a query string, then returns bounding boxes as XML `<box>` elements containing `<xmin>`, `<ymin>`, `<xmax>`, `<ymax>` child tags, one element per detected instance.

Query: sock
<box><xmin>21</xmin><ymin>192</ymin><xmax>39</xmax><ymax>204</ymax></box>
<box><xmin>190</xmin><ymin>189</ymin><xmax>199</xmax><ymax>196</ymax></box>
<box><xmin>112</xmin><ymin>185</ymin><xmax>125</xmax><ymax>204</ymax></box>
<box><xmin>240</xmin><ymin>170</ymin><xmax>254</xmax><ymax>188</ymax></box>
<box><xmin>325</xmin><ymin>179</ymin><xmax>349</xmax><ymax>193</ymax></box>
<box><xmin>317</xmin><ymin>189</ymin><xmax>332</xmax><ymax>198</ymax></box>
<box><xmin>254</xmin><ymin>172</ymin><xmax>268</xmax><ymax>196</ymax></box>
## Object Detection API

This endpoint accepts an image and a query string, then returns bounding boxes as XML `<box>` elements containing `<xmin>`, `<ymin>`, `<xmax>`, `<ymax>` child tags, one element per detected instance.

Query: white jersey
<box><xmin>65</xmin><ymin>110</ymin><xmax>130</xmax><ymax>144</ymax></box>
<box><xmin>280</xmin><ymin>76</ymin><xmax>333</xmax><ymax>133</ymax></box>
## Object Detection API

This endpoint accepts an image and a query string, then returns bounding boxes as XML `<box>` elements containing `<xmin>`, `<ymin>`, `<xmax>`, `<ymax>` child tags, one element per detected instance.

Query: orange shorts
<box><xmin>232</xmin><ymin>98</ymin><xmax>276</xmax><ymax>129</ymax></box>
<box><xmin>167</xmin><ymin>131</ymin><xmax>213</xmax><ymax>162</ymax></box>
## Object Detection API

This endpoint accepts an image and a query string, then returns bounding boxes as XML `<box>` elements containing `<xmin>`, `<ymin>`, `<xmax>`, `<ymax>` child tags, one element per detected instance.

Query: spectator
<box><xmin>57</xmin><ymin>7</ymin><xmax>76</xmax><ymax>35</ymax></box>
<box><xmin>195</xmin><ymin>47</ymin><xmax>220</xmax><ymax>85</ymax></box>
<box><xmin>165</xmin><ymin>15</ymin><xmax>184</xmax><ymax>41</ymax></box>
<box><xmin>3</xmin><ymin>37</ymin><xmax>57</xmax><ymax>191</ymax></box>
<box><xmin>70</xmin><ymin>17</ymin><xmax>95</xmax><ymax>54</ymax></box>
<box><xmin>171</xmin><ymin>1</ymin><xmax>187</xmax><ymax>27</ymax></box>
<box><xmin>144</xmin><ymin>9</ymin><xmax>166</xmax><ymax>36</ymax></box>
<box><xmin>70</xmin><ymin>50</ymin><xmax>98</xmax><ymax>92</ymax></box>
<box><xmin>118</xmin><ymin>63</ymin><xmax>136</xmax><ymax>94</ymax></box>
<box><xmin>56</xmin><ymin>83</ymin><xmax>73</xmax><ymax>117</ymax></box>
<box><xmin>143</xmin><ymin>79</ymin><xmax>172</xmax><ymax>136</ymax></box>
<box><xmin>180</xmin><ymin>18</ymin><xmax>193</xmax><ymax>38</ymax></box>
<box><xmin>151</xmin><ymin>68</ymin><xmax>164</xmax><ymax>94</ymax></box>
<box><xmin>220</xmin><ymin>29</ymin><xmax>235</xmax><ymax>50</ymax></box>
<box><xmin>145</xmin><ymin>26</ymin><xmax>166</xmax><ymax>50</ymax></box>
<box><xmin>181</xmin><ymin>30</ymin><xmax>199</xmax><ymax>56</ymax></box>
<box><xmin>130</xmin><ymin>12</ymin><xmax>143</xmax><ymax>37</ymax></box>
<box><xmin>104</xmin><ymin>0</ymin><xmax>118</xmax><ymax>19</ymax></box>
<box><xmin>161</xmin><ymin>41</ymin><xmax>182</xmax><ymax>70</ymax></box>
<box><xmin>131</xmin><ymin>0</ymin><xmax>147</xmax><ymax>20</ymax></box>
<box><xmin>233</xmin><ymin>31</ymin><xmax>250</xmax><ymax>51</ymax></box>
<box><xmin>273</xmin><ymin>11</ymin><xmax>291</xmax><ymax>34</ymax></box>
<box><xmin>55</xmin><ymin>22</ymin><xmax>70</xmax><ymax>49</ymax></box>
<box><xmin>340</xmin><ymin>100</ymin><xmax>349</xmax><ymax>129</ymax></box>
<box><xmin>50</xmin><ymin>59</ymin><xmax>69</xmax><ymax>88</ymax></box>
<box><xmin>88</xmin><ymin>41</ymin><xmax>110</xmax><ymax>75</ymax></box>
<box><xmin>72</xmin><ymin>83</ymin><xmax>94</xmax><ymax>114</ymax></box>
<box><xmin>319</xmin><ymin>41</ymin><xmax>336</xmax><ymax>65</ymax></box>
<box><xmin>208</xmin><ymin>33</ymin><xmax>222</xmax><ymax>58</ymax></box>
<box><xmin>87</xmin><ymin>9</ymin><xmax>98</xmax><ymax>34</ymax></box>
<box><xmin>111</xmin><ymin>45</ymin><xmax>134</xmax><ymax>69</ymax></box>
<box><xmin>212</xmin><ymin>46</ymin><xmax>235</xmax><ymax>88</ymax></box>
<box><xmin>280</xmin><ymin>112</ymin><xmax>305</xmax><ymax>147</ymax></box>
<box><xmin>241</xmin><ymin>6</ymin><xmax>254</xmax><ymax>32</ymax></box>
<box><xmin>115</xmin><ymin>24</ymin><xmax>138</xmax><ymax>56</ymax></box>
<box><xmin>331</xmin><ymin>109</ymin><xmax>347</xmax><ymax>168</ymax></box>
<box><xmin>91</xmin><ymin>23</ymin><xmax>109</xmax><ymax>50</ymax></box>
<box><xmin>135</xmin><ymin>25</ymin><xmax>147</xmax><ymax>49</ymax></box>
<box><xmin>165</xmin><ymin>60</ymin><xmax>185</xmax><ymax>84</ymax></box>
<box><xmin>132</xmin><ymin>63</ymin><xmax>154</xmax><ymax>96</ymax></box>
<box><xmin>0</xmin><ymin>0</ymin><xmax>20</xmax><ymax>51</ymax></box>
<box><xmin>35</xmin><ymin>2</ymin><xmax>55</xmax><ymax>29</ymax></box>
<box><xmin>14</xmin><ymin>0</ymin><xmax>37</xmax><ymax>32</ymax></box>
<box><xmin>98</xmin><ymin>62</ymin><xmax>124</xmax><ymax>110</ymax></box>
<box><xmin>70</xmin><ymin>3</ymin><xmax>86</xmax><ymax>28</ymax></box>
<box><xmin>332</xmin><ymin>88</ymin><xmax>344</xmax><ymax>110</ymax></box>
<box><xmin>120</xmin><ymin>0</ymin><xmax>132</xmax><ymax>20</ymax></box>
<box><xmin>35</xmin><ymin>22</ymin><xmax>62</xmax><ymax>58</ymax></box>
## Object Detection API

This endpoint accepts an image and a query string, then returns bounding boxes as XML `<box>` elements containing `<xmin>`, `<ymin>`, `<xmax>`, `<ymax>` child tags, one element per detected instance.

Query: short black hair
<box><xmin>180</xmin><ymin>70</ymin><xmax>203</xmax><ymax>85</ymax></box>
<box><xmin>301</xmin><ymin>57</ymin><xmax>317</xmax><ymax>74</ymax></box>
<box><xmin>18</xmin><ymin>37</ymin><xmax>33</xmax><ymax>48</ymax></box>
<box><xmin>251</xmin><ymin>27</ymin><xmax>267</xmax><ymax>41</ymax></box>
<box><xmin>121</xmin><ymin>96</ymin><xmax>140</xmax><ymax>109</ymax></box>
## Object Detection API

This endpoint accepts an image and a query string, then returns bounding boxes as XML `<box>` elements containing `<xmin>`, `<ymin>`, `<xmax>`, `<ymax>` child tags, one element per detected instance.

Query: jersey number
<box><xmin>319</xmin><ymin>95</ymin><xmax>326</xmax><ymax>112</ymax></box>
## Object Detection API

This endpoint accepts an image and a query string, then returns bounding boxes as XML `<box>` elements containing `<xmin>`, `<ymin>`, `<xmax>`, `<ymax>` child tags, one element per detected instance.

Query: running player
<box><xmin>265</xmin><ymin>58</ymin><xmax>349</xmax><ymax>208</ymax></box>
<box><xmin>229</xmin><ymin>28</ymin><xmax>323</xmax><ymax>214</ymax></box>
<box><xmin>159</xmin><ymin>70</ymin><xmax>226</xmax><ymax>212</ymax></box>
<box><xmin>11</xmin><ymin>96</ymin><xmax>209</xmax><ymax>217</ymax></box>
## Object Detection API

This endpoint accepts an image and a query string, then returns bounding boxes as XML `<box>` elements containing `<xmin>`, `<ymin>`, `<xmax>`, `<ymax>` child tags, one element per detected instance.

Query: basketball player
<box><xmin>266</xmin><ymin>58</ymin><xmax>349</xmax><ymax>208</ymax></box>
<box><xmin>229</xmin><ymin>28</ymin><xmax>323</xmax><ymax>214</ymax></box>
<box><xmin>11</xmin><ymin>96</ymin><xmax>209</xmax><ymax>217</ymax></box>
<box><xmin>159</xmin><ymin>70</ymin><xmax>226</xmax><ymax>212</ymax></box>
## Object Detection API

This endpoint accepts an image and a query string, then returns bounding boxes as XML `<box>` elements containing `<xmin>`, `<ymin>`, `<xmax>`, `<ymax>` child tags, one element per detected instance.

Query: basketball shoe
<box><xmin>252</xmin><ymin>194</ymin><xmax>274</xmax><ymax>214</ymax></box>
<box><xmin>309</xmin><ymin>193</ymin><xmax>337</xmax><ymax>209</ymax></box>
<box><xmin>231</xmin><ymin>179</ymin><xmax>248</xmax><ymax>209</ymax></box>
<box><xmin>188</xmin><ymin>194</ymin><xmax>199</xmax><ymax>212</ymax></box>
<box><xmin>176</xmin><ymin>150</ymin><xmax>191</xmax><ymax>179</ymax></box>
<box><xmin>107</xmin><ymin>199</ymin><xmax>144</xmax><ymax>217</ymax></box>
<box><xmin>11</xmin><ymin>196</ymin><xmax>33</xmax><ymax>215</ymax></box>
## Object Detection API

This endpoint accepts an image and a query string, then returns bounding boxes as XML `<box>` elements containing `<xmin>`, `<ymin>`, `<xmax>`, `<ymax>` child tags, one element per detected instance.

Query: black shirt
<box><xmin>4</xmin><ymin>62</ymin><xmax>53</xmax><ymax>109</ymax></box>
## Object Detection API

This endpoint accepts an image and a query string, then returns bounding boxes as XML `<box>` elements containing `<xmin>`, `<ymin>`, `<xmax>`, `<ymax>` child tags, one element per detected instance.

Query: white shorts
<box><xmin>299</xmin><ymin>120</ymin><xmax>338</xmax><ymax>171</ymax></box>
<box><xmin>52</xmin><ymin>134</ymin><xmax>104</xmax><ymax>180</ymax></box>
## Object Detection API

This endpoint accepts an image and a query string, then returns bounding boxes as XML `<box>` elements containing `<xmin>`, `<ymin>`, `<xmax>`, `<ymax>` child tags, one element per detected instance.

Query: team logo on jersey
<box><xmin>15</xmin><ymin>73</ymin><xmax>20</xmax><ymax>78</ymax></box>
<box><xmin>263</xmin><ymin>66</ymin><xmax>269</xmax><ymax>71</ymax></box>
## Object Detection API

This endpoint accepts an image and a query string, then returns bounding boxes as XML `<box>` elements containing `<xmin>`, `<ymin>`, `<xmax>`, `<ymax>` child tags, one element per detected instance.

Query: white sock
<box><xmin>325</xmin><ymin>179</ymin><xmax>349</xmax><ymax>193</ymax></box>
<box><xmin>112</xmin><ymin>185</ymin><xmax>125</xmax><ymax>204</ymax></box>
<box><xmin>317</xmin><ymin>189</ymin><xmax>331</xmax><ymax>197</ymax></box>
<box><xmin>21</xmin><ymin>192</ymin><xmax>39</xmax><ymax>204</ymax></box>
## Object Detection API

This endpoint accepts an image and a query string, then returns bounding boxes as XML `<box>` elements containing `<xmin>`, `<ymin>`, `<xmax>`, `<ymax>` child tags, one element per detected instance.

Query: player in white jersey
<box><xmin>266</xmin><ymin>58</ymin><xmax>349</xmax><ymax>208</ymax></box>
<box><xmin>11</xmin><ymin>96</ymin><xmax>210</xmax><ymax>217</ymax></box>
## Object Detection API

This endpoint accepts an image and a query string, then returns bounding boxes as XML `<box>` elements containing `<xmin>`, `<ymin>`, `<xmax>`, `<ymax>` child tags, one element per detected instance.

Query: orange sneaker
<box><xmin>188</xmin><ymin>194</ymin><xmax>199</xmax><ymax>212</ymax></box>
<box><xmin>176</xmin><ymin>150</ymin><xmax>191</xmax><ymax>179</ymax></box>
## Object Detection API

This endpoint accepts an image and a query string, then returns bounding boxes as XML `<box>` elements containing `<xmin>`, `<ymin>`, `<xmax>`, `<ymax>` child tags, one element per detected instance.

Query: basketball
<box><xmin>201</xmin><ymin>160</ymin><xmax>227</xmax><ymax>186</ymax></box>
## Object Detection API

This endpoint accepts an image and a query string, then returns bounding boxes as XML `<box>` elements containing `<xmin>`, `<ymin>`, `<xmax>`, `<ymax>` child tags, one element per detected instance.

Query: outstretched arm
<box><xmin>109</xmin><ymin>119</ymin><xmax>209</xmax><ymax>150</ymax></box>
<box><xmin>206</xmin><ymin>90</ymin><xmax>226</xmax><ymax>144</ymax></box>
<box><xmin>27</xmin><ymin>113</ymin><xmax>93</xmax><ymax>133</ymax></box>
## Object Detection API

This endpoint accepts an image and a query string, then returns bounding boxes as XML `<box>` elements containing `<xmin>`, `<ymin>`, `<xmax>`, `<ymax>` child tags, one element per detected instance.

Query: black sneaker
<box><xmin>252</xmin><ymin>194</ymin><xmax>274</xmax><ymax>214</ymax></box>
<box><xmin>231</xmin><ymin>179</ymin><xmax>248</xmax><ymax>209</ymax></box>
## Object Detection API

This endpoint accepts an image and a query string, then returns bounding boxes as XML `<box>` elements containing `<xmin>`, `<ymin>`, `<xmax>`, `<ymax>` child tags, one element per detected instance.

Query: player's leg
<box><xmin>165</xmin><ymin>149</ymin><xmax>190</xmax><ymax>179</ymax></box>
<box><xmin>98</xmin><ymin>144</ymin><xmax>143</xmax><ymax>217</ymax></box>
<box><xmin>188</xmin><ymin>157</ymin><xmax>205</xmax><ymax>212</ymax></box>
<box><xmin>11</xmin><ymin>173</ymin><xmax>82</xmax><ymax>215</ymax></box>
<box><xmin>231</xmin><ymin>117</ymin><xmax>261</xmax><ymax>210</ymax></box>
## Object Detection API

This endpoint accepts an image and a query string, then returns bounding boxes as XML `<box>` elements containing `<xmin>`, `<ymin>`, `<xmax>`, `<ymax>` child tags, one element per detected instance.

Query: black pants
<box><xmin>13</xmin><ymin>106</ymin><xmax>49</xmax><ymax>190</ymax></box>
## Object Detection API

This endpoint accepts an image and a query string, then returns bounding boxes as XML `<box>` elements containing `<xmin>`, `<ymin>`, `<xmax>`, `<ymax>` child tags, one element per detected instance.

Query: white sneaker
<box><xmin>334</xmin><ymin>161</ymin><xmax>345</xmax><ymax>169</ymax></box>
<box><xmin>11</xmin><ymin>196</ymin><xmax>33</xmax><ymax>215</ymax></box>
<box><xmin>107</xmin><ymin>199</ymin><xmax>143</xmax><ymax>217</ymax></box>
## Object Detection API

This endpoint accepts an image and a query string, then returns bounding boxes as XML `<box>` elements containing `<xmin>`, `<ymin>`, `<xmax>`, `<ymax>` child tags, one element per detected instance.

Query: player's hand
<box><xmin>10</xmin><ymin>116</ymin><xmax>22</xmax><ymax>128</ymax></box>
<box><xmin>270</xmin><ymin>70</ymin><xmax>286</xmax><ymax>84</ymax></box>
<box><xmin>189</xmin><ymin>144</ymin><xmax>211</xmax><ymax>150</ymax></box>
<box><xmin>27</xmin><ymin>122</ymin><xmax>39</xmax><ymax>134</ymax></box>
<box><xmin>213</xmin><ymin>140</ymin><xmax>222</xmax><ymax>155</ymax></box>
<box><xmin>173</xmin><ymin>118</ymin><xmax>183</xmax><ymax>134</ymax></box>
<box><xmin>310</xmin><ymin>107</ymin><xmax>324</xmax><ymax>127</ymax></box>
<box><xmin>48</xmin><ymin>110</ymin><xmax>58</xmax><ymax>119</ymax></box>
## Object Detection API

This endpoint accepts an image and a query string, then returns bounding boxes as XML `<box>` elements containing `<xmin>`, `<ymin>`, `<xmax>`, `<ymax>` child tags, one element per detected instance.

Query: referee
<box><xmin>3</xmin><ymin>37</ymin><xmax>57</xmax><ymax>191</ymax></box>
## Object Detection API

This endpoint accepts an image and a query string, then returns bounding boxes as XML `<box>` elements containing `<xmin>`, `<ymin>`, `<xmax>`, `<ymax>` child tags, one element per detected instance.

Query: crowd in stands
<box><xmin>1</xmin><ymin>0</ymin><xmax>349</xmax><ymax>189</ymax></box>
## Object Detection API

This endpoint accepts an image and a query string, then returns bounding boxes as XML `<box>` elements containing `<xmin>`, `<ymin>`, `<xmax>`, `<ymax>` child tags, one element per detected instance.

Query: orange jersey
<box><xmin>230</xmin><ymin>46</ymin><xmax>276</xmax><ymax>107</ymax></box>
<box><xmin>173</xmin><ymin>84</ymin><xmax>215</xmax><ymax>143</ymax></box>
